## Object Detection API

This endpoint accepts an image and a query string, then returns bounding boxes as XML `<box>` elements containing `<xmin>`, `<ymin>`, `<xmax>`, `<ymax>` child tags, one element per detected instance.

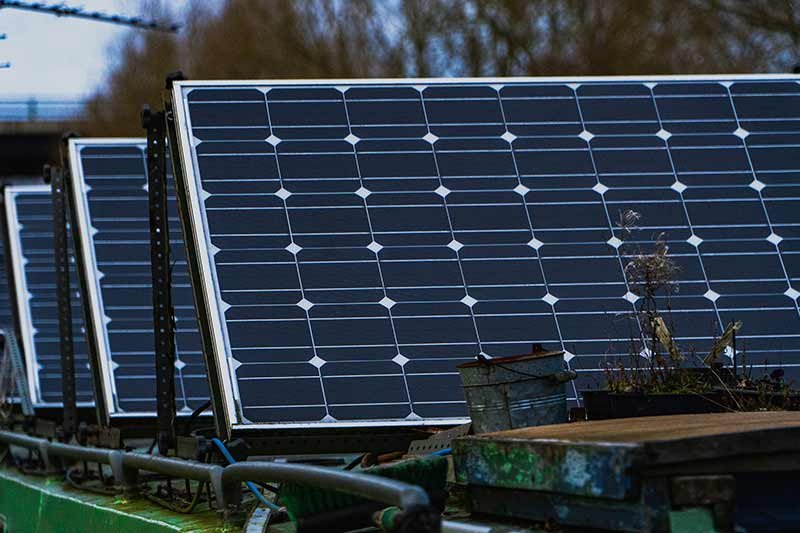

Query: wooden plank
<box><xmin>479</xmin><ymin>412</ymin><xmax>800</xmax><ymax>443</ymax></box>
<box><xmin>462</xmin><ymin>412</ymin><xmax>800</xmax><ymax>465</ymax></box>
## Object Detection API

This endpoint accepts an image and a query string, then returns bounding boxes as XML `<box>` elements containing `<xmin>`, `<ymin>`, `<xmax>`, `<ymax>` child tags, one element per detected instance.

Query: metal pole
<box><xmin>142</xmin><ymin>107</ymin><xmax>177</xmax><ymax>455</ymax></box>
<box><xmin>51</xmin><ymin>166</ymin><xmax>78</xmax><ymax>439</ymax></box>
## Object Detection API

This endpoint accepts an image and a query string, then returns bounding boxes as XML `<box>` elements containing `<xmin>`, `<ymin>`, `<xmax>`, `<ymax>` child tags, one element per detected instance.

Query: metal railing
<box><xmin>0</xmin><ymin>429</ymin><xmax>439</xmax><ymax>531</ymax></box>
<box><xmin>0</xmin><ymin>98</ymin><xmax>87</xmax><ymax>122</ymax></box>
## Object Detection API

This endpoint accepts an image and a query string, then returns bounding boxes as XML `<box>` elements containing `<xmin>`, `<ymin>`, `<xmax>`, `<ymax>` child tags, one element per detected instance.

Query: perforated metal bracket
<box><xmin>142</xmin><ymin>106</ymin><xmax>177</xmax><ymax>455</ymax></box>
<box><xmin>0</xmin><ymin>326</ymin><xmax>34</xmax><ymax>417</ymax></box>
<box><xmin>50</xmin><ymin>165</ymin><xmax>78</xmax><ymax>440</ymax></box>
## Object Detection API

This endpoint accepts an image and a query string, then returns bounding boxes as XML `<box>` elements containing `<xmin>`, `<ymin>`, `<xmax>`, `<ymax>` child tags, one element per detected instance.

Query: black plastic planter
<box><xmin>581</xmin><ymin>390</ymin><xmax>727</xmax><ymax>420</ymax></box>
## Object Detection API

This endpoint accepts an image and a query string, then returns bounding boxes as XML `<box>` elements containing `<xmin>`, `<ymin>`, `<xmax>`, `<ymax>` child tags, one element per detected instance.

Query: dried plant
<box><xmin>602</xmin><ymin>214</ymin><xmax>794</xmax><ymax>407</ymax></box>
<box><xmin>604</xmin><ymin>214</ymin><xmax>722</xmax><ymax>395</ymax></box>
<box><xmin>616</xmin><ymin>209</ymin><xmax>642</xmax><ymax>237</ymax></box>
<box><xmin>623</xmin><ymin>233</ymin><xmax>679</xmax><ymax>302</ymax></box>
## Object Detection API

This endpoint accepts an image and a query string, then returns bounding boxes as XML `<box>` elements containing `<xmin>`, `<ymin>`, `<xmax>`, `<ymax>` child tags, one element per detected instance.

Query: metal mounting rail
<box><xmin>142</xmin><ymin>107</ymin><xmax>177</xmax><ymax>455</ymax></box>
<box><xmin>0</xmin><ymin>429</ymin><xmax>437</xmax><ymax>529</ymax></box>
<box><xmin>51</xmin><ymin>167</ymin><xmax>79</xmax><ymax>439</ymax></box>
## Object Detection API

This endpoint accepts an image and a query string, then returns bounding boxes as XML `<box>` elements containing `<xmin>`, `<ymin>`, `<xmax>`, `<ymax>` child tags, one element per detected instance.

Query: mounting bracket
<box><xmin>142</xmin><ymin>106</ymin><xmax>177</xmax><ymax>454</ymax></box>
<box><xmin>50</xmin><ymin>165</ymin><xmax>78</xmax><ymax>440</ymax></box>
<box><xmin>0</xmin><ymin>326</ymin><xmax>33</xmax><ymax>418</ymax></box>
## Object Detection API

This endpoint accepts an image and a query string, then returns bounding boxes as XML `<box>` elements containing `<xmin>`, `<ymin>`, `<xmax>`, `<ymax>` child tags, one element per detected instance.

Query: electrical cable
<box><xmin>143</xmin><ymin>481</ymin><xmax>206</xmax><ymax>513</ymax></box>
<box><xmin>211</xmin><ymin>437</ymin><xmax>282</xmax><ymax>512</ymax></box>
<box><xmin>182</xmin><ymin>399</ymin><xmax>212</xmax><ymax>436</ymax></box>
<box><xmin>65</xmin><ymin>467</ymin><xmax>117</xmax><ymax>496</ymax></box>
<box><xmin>254</xmin><ymin>480</ymin><xmax>281</xmax><ymax>494</ymax></box>
<box><xmin>344</xmin><ymin>453</ymin><xmax>366</xmax><ymax>471</ymax></box>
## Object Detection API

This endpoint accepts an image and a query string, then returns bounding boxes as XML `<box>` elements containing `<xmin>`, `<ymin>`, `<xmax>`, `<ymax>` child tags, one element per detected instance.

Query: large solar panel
<box><xmin>170</xmin><ymin>75</ymin><xmax>800</xmax><ymax>432</ymax></box>
<box><xmin>67</xmin><ymin>138</ymin><xmax>208</xmax><ymax>419</ymax></box>
<box><xmin>4</xmin><ymin>184</ymin><xmax>93</xmax><ymax>407</ymax></box>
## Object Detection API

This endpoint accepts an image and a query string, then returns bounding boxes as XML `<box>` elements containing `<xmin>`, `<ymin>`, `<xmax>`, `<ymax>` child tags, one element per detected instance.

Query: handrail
<box><xmin>49</xmin><ymin>440</ymin><xmax>114</xmax><ymax>464</ymax></box>
<box><xmin>0</xmin><ymin>430</ymin><xmax>41</xmax><ymax>449</ymax></box>
<box><xmin>122</xmin><ymin>451</ymin><xmax>219</xmax><ymax>481</ymax></box>
<box><xmin>222</xmin><ymin>461</ymin><xmax>431</xmax><ymax>510</ymax></box>
<box><xmin>0</xmin><ymin>429</ymin><xmax>437</xmax><ymax>530</ymax></box>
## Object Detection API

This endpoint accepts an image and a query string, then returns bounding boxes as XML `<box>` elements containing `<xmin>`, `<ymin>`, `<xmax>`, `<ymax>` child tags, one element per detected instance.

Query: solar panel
<box><xmin>0</xmin><ymin>197</ymin><xmax>23</xmax><ymax>405</ymax></box>
<box><xmin>4</xmin><ymin>184</ymin><xmax>94</xmax><ymax>407</ymax></box>
<box><xmin>67</xmin><ymin>138</ymin><xmax>208</xmax><ymax>419</ymax></box>
<box><xmin>170</xmin><ymin>75</ymin><xmax>800</xmax><ymax>433</ymax></box>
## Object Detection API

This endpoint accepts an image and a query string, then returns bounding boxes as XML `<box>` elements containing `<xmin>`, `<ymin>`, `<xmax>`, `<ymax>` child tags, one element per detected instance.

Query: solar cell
<box><xmin>4</xmin><ymin>184</ymin><xmax>93</xmax><ymax>407</ymax></box>
<box><xmin>170</xmin><ymin>76</ymin><xmax>800</xmax><ymax>432</ymax></box>
<box><xmin>67</xmin><ymin>139</ymin><xmax>208</xmax><ymax>420</ymax></box>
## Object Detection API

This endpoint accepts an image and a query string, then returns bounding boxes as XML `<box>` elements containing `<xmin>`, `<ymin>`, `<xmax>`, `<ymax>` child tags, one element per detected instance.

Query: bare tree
<box><xmin>79</xmin><ymin>0</ymin><xmax>800</xmax><ymax>136</ymax></box>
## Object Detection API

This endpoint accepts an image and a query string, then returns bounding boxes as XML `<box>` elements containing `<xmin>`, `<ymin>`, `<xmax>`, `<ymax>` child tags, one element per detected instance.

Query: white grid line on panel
<box><xmin>648</xmin><ymin>87</ymin><xmax>725</xmax><ymax>334</ymax></box>
<box><xmin>200</xmin><ymin>198</ymin><xmax>800</xmax><ymax>213</ymax></box>
<box><xmin>724</xmin><ymin>86</ymin><xmax>800</xmax><ymax>320</ymax></box>
<box><xmin>495</xmin><ymin>87</ymin><xmax>578</xmax><ymax>397</ymax></box>
<box><xmin>262</xmin><ymin>92</ymin><xmax>333</xmax><ymax>421</ymax></box>
<box><xmin>570</xmin><ymin>87</ymin><xmax>647</xmax><ymax>345</ymax></box>
<box><xmin>194</xmin><ymin>143</ymin><xmax>800</xmax><ymax>159</ymax></box>
<box><xmin>341</xmin><ymin>89</ymin><xmax>415</xmax><ymax>417</ymax></box>
<box><xmin>417</xmin><ymin>89</ymin><xmax>486</xmax><ymax>354</ymax></box>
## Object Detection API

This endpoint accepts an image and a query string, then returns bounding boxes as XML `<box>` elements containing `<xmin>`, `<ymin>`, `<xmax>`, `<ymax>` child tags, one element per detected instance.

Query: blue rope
<box><xmin>431</xmin><ymin>448</ymin><xmax>452</xmax><ymax>456</ymax></box>
<box><xmin>211</xmin><ymin>437</ymin><xmax>282</xmax><ymax>512</ymax></box>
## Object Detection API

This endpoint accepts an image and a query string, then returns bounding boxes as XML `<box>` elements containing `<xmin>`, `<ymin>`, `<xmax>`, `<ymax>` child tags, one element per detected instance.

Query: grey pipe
<box><xmin>0</xmin><ymin>430</ymin><xmax>434</xmax><ymax>517</ymax></box>
<box><xmin>222</xmin><ymin>461</ymin><xmax>430</xmax><ymax>511</ymax></box>
<box><xmin>122</xmin><ymin>452</ymin><xmax>217</xmax><ymax>481</ymax></box>
<box><xmin>0</xmin><ymin>430</ymin><xmax>113</xmax><ymax>465</ymax></box>
<box><xmin>0</xmin><ymin>430</ymin><xmax>51</xmax><ymax>468</ymax></box>
<box><xmin>0</xmin><ymin>429</ymin><xmax>43</xmax><ymax>449</ymax></box>
<box><xmin>48</xmin><ymin>441</ymin><xmax>113</xmax><ymax>464</ymax></box>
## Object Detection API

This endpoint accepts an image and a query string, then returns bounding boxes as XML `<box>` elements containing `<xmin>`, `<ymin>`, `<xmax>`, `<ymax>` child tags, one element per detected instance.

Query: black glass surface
<box><xmin>9</xmin><ymin>189</ymin><xmax>93</xmax><ymax>405</ymax></box>
<box><xmin>74</xmin><ymin>143</ymin><xmax>208</xmax><ymax>415</ymax></box>
<box><xmin>177</xmin><ymin>78</ymin><xmax>800</xmax><ymax>426</ymax></box>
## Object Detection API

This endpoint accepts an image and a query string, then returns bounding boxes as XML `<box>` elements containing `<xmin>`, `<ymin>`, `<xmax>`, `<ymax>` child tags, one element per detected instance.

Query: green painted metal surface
<box><xmin>669</xmin><ymin>508</ymin><xmax>718</xmax><ymax>533</ymax></box>
<box><xmin>0</xmin><ymin>466</ymin><xmax>224</xmax><ymax>533</ymax></box>
<box><xmin>0</xmin><ymin>464</ymin><xmax>719</xmax><ymax>532</ymax></box>
<box><xmin>452</xmin><ymin>436</ymin><xmax>642</xmax><ymax>500</ymax></box>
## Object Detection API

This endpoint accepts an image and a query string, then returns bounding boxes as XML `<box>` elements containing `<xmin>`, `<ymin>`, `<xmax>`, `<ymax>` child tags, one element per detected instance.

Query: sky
<box><xmin>0</xmin><ymin>0</ymin><xmax>187</xmax><ymax>99</ymax></box>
